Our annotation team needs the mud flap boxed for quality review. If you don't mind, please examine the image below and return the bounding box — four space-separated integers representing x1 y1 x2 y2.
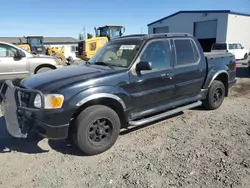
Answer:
1 84 27 138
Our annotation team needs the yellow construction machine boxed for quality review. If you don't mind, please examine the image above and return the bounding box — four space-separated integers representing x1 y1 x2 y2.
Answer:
17 36 67 64
77 25 125 60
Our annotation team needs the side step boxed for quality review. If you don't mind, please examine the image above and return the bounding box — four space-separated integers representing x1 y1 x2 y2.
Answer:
129 101 202 127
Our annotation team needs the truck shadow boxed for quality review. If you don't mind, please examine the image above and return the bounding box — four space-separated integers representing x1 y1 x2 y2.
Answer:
0 116 48 154
120 112 183 135
48 139 85 156
0 115 84 156
48 113 184 156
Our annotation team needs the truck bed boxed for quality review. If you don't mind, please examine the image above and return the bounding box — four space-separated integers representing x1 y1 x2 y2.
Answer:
204 52 236 85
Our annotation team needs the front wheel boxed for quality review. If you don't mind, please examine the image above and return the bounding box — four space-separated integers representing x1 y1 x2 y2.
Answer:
73 105 121 155
202 80 225 110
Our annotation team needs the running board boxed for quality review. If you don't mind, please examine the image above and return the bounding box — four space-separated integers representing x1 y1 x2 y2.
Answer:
129 101 202 127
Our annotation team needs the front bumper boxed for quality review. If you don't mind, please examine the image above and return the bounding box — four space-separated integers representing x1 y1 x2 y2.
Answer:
0 80 69 139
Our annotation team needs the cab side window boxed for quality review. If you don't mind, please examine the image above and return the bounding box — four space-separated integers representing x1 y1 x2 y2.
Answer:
140 40 172 70
0 44 17 57
174 39 199 66
236 43 243 49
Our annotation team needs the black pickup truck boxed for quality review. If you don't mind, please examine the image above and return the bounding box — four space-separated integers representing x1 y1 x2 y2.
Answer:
0 33 236 155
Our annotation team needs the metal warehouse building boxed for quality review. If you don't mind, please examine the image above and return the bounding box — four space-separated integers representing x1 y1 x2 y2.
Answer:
147 10 250 52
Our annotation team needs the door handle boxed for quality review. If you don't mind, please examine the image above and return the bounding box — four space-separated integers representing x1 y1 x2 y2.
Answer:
197 68 203 72
161 73 173 80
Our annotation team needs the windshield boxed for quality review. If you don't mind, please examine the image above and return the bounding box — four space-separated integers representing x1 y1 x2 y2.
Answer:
28 38 43 47
99 27 109 37
88 39 142 68
109 27 122 39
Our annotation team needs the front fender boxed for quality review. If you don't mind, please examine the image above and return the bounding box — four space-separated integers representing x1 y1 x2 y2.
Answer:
66 85 130 111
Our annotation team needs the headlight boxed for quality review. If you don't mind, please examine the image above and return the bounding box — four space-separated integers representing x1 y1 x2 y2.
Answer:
34 94 64 109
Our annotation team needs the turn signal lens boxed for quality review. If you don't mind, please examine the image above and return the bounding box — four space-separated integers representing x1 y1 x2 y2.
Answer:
34 94 64 109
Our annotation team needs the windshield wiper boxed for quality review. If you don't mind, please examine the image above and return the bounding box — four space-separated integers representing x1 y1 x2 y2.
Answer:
93 62 115 69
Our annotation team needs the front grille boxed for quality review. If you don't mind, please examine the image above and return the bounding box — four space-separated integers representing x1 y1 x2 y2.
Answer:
20 92 31 107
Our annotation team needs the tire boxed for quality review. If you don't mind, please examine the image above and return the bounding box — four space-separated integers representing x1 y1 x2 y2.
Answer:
35 67 53 74
202 80 225 110
67 56 74 65
244 53 248 60
73 105 121 155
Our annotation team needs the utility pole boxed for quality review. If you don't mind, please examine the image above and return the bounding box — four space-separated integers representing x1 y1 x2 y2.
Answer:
78 26 86 40
83 26 86 40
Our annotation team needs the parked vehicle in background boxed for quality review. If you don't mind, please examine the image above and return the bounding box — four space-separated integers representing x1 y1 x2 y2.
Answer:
44 44 80 64
0 41 62 83
78 25 125 61
211 42 249 60
0 33 236 155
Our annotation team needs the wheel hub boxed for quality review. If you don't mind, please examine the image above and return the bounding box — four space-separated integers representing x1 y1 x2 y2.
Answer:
88 118 112 144
213 88 222 103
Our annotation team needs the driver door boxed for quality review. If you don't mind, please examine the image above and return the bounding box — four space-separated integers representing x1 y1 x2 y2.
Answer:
0 44 29 82
128 39 175 118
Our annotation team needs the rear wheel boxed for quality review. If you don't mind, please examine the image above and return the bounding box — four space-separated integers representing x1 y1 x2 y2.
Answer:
202 80 225 110
73 105 121 155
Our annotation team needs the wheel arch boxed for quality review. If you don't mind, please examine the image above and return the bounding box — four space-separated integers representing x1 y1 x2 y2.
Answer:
208 71 229 96
71 94 127 129
34 64 57 74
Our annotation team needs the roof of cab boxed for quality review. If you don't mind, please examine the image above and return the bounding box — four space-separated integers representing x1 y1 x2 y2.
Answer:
113 33 193 41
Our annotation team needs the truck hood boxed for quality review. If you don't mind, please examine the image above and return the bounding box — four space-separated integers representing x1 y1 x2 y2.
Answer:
21 64 118 91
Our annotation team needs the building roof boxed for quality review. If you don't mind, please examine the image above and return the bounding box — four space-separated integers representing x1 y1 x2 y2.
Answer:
147 10 250 26
0 37 79 44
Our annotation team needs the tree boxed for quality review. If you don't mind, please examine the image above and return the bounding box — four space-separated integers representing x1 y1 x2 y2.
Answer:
87 33 93 39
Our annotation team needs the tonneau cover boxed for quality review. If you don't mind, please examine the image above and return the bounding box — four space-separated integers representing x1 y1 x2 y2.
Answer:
204 52 234 59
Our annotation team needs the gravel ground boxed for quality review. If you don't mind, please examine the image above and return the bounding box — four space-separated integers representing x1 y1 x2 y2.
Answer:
0 65 250 188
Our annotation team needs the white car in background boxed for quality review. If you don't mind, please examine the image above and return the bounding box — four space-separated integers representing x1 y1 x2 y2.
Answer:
211 42 249 60
0 41 62 83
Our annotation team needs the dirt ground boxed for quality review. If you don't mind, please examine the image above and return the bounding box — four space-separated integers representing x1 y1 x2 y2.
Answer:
0 64 250 188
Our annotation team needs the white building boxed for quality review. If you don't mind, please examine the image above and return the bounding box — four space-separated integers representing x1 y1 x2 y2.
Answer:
147 10 250 52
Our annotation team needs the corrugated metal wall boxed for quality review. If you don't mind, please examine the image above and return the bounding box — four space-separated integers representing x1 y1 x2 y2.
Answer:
148 12 228 43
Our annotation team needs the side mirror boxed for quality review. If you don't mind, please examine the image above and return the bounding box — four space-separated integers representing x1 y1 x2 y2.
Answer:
136 61 152 72
242 46 244 49
14 50 25 59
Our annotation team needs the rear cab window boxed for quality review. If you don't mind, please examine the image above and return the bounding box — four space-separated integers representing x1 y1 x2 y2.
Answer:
173 38 200 66
211 43 227 50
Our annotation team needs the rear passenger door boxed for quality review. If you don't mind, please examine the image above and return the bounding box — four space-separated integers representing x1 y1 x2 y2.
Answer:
172 38 206 99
